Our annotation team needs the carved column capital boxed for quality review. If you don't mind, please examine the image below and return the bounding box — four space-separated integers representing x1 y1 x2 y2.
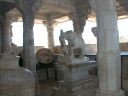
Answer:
68 11 89 35
43 20 58 28
68 0 91 35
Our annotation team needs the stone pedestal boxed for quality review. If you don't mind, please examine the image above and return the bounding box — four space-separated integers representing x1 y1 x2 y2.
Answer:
54 61 97 96
0 55 36 96
0 10 36 96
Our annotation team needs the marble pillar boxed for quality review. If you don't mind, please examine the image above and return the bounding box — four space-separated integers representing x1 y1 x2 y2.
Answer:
1 16 11 54
15 0 40 74
43 20 56 51
22 13 36 73
95 0 124 95
0 13 19 68
1 14 13 55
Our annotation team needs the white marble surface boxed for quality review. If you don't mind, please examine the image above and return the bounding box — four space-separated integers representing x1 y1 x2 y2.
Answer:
95 0 124 95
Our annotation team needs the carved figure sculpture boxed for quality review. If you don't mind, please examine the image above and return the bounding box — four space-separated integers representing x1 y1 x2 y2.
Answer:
59 30 86 59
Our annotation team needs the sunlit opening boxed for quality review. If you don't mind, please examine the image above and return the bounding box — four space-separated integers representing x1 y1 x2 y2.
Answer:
12 19 128 47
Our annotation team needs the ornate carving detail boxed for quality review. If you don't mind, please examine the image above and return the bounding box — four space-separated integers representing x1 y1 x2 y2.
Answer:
69 0 91 34
1 14 17 57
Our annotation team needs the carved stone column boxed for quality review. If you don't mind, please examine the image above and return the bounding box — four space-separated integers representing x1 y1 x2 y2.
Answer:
15 0 42 74
0 2 36 96
69 0 91 35
0 13 36 96
69 12 87 35
43 18 56 51
95 0 124 95
0 13 19 68
1 14 13 55
0 13 15 57
22 12 36 73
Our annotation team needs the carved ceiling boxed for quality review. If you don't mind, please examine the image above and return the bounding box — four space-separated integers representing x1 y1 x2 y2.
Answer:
0 1 15 14
36 0 128 22
117 0 128 19
1 0 128 23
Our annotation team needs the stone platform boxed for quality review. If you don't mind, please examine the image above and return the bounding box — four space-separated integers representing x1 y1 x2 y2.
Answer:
53 61 97 96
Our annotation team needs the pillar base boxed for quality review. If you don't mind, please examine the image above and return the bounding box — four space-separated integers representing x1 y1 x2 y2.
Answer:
96 89 125 96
